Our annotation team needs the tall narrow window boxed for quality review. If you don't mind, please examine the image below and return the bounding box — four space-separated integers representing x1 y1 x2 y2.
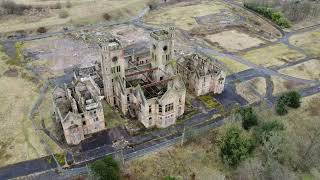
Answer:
149 105 152 113
159 105 162 113
165 103 174 112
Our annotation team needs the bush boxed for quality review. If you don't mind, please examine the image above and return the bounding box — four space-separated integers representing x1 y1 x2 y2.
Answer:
285 91 301 108
275 91 301 115
58 10 69 18
255 120 284 143
147 0 157 10
66 1 72 8
220 126 255 167
238 107 258 130
244 2 291 28
1 0 31 15
103 13 111 20
276 101 287 115
37 27 47 34
90 156 120 180
54 153 66 166
164 176 177 180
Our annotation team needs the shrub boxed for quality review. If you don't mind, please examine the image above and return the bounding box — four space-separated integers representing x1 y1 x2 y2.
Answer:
54 153 66 166
58 10 69 18
37 27 47 34
90 156 120 180
147 0 157 10
164 176 177 180
220 126 255 167
285 91 301 108
276 101 287 115
238 107 258 130
66 1 72 8
255 120 284 143
103 13 111 20
1 0 31 15
275 91 301 115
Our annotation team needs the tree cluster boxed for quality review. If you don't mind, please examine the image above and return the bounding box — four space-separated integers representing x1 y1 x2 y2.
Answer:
276 91 301 115
90 156 120 180
220 126 255 167
244 2 291 28
238 107 258 130
282 0 320 22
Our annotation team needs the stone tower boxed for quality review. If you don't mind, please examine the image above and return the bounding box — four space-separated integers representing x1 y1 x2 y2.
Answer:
150 27 175 81
100 38 126 106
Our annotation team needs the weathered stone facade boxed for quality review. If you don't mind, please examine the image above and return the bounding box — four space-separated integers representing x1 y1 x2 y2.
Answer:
53 76 105 145
53 27 225 145
100 27 185 128
177 53 225 96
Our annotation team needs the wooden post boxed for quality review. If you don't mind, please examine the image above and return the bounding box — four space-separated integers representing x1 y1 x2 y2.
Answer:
181 126 186 146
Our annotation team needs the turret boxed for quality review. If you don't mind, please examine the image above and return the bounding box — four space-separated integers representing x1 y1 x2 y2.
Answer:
150 27 175 81
100 38 126 106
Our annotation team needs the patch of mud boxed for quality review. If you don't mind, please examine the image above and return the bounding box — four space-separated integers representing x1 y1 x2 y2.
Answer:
25 38 100 72
195 10 243 26
3 68 18 77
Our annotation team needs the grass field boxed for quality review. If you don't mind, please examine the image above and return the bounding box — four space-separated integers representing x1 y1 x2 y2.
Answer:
0 45 61 167
1 0 149 33
235 77 266 103
126 129 228 180
212 55 249 74
144 1 228 30
242 44 306 67
289 30 320 57
198 95 221 109
279 59 320 81
206 30 265 52
271 76 309 96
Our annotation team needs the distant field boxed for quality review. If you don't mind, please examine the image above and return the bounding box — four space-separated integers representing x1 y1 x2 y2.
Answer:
289 30 320 56
242 44 306 67
144 1 228 30
206 30 265 52
271 76 309 96
0 0 149 33
280 59 320 81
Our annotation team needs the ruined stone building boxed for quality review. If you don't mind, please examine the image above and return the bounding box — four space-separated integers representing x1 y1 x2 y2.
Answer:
177 53 225 96
100 28 185 128
53 27 225 145
53 73 105 145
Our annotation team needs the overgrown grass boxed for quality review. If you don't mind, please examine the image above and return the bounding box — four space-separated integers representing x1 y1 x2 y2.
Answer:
198 95 221 109
54 153 66 166
102 101 126 129
6 42 24 66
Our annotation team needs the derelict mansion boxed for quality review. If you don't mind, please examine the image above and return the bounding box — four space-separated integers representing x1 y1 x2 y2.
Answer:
53 27 226 145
